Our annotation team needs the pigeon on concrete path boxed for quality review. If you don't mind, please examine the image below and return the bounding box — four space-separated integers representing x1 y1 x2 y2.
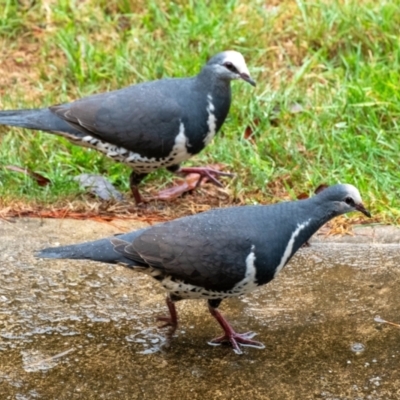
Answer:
0 51 255 204
36 184 370 354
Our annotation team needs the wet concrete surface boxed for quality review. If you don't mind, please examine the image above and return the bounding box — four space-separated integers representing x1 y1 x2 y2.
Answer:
0 218 400 399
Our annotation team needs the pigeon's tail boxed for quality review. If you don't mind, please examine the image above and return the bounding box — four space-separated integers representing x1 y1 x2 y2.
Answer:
36 229 146 266
0 108 80 136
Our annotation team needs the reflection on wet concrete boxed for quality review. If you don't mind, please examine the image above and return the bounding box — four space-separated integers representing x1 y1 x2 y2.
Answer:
0 219 400 399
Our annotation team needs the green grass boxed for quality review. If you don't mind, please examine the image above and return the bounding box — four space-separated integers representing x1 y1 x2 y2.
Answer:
0 0 399 221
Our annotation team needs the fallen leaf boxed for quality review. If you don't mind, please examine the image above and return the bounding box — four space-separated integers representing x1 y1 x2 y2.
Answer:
289 102 304 114
314 183 329 194
243 118 260 144
297 183 330 200
74 173 124 201
5 165 51 186
296 192 309 200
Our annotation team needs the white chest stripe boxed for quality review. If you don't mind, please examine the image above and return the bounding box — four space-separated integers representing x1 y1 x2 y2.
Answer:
274 219 311 277
231 245 258 293
204 94 217 146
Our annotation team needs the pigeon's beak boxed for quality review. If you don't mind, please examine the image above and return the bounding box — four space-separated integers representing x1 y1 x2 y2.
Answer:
355 203 371 218
240 73 256 87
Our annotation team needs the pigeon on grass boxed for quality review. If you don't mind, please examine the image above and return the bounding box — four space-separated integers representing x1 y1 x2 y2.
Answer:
0 51 255 204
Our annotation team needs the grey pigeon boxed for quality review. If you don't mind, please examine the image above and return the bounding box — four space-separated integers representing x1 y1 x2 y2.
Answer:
0 51 255 204
36 184 370 354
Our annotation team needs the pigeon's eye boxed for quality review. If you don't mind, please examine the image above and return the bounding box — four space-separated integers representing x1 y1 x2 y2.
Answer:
224 61 237 72
344 196 354 205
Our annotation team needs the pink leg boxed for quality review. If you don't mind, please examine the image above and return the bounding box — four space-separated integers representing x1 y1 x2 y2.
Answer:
157 296 178 338
129 171 147 205
178 167 234 188
131 186 144 205
208 304 265 355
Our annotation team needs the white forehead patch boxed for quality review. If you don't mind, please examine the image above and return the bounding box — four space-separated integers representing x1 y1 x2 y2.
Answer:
221 50 250 75
342 184 363 203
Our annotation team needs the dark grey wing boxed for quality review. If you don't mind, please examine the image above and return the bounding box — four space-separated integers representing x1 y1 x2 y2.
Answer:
37 227 148 264
128 218 254 292
110 237 149 267
50 82 183 158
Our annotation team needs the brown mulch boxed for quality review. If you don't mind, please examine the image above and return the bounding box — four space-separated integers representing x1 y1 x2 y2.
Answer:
0 183 234 226
0 184 376 237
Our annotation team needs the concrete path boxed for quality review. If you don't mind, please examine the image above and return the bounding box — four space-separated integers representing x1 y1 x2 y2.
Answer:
0 218 399 399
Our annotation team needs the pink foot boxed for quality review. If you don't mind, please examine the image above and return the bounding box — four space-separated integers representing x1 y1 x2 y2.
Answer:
179 167 234 188
208 304 265 355
208 331 265 355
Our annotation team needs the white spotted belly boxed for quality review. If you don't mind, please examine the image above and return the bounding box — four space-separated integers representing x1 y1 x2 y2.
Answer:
160 275 259 300
57 121 192 173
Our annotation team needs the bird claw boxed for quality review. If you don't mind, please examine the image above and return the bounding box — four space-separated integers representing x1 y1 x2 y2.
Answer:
157 315 175 327
178 167 235 188
207 331 265 355
156 316 178 337
156 296 178 340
